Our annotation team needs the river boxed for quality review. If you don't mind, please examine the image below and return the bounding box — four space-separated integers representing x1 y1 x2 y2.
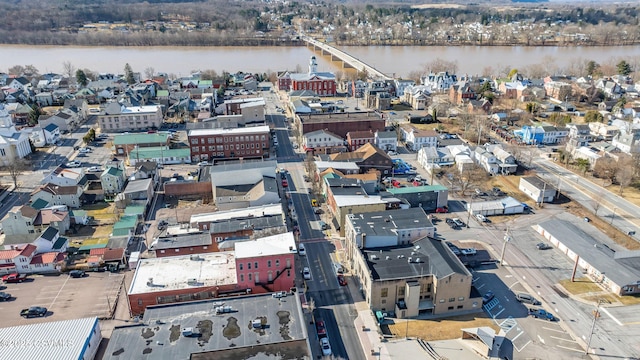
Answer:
2 44 639 78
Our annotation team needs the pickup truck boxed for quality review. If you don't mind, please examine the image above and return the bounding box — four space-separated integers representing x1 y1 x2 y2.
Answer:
21 306 47 318
2 273 27 283
528 308 555 321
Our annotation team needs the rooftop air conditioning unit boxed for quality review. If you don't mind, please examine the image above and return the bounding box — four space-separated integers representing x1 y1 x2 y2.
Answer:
190 255 202 261
408 257 412 263
415 258 421 263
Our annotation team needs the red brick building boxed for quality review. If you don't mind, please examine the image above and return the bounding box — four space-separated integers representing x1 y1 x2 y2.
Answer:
278 56 336 96
346 130 375 151
188 125 270 162
152 233 214 258
297 112 386 139
127 232 297 315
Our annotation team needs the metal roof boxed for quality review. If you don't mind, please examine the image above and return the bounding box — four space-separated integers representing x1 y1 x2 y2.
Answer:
0 317 99 360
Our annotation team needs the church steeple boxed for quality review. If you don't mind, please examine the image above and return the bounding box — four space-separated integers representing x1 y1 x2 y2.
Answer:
309 56 318 75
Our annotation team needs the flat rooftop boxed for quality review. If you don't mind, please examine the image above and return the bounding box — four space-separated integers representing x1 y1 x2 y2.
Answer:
190 204 283 226
298 112 383 124
348 208 433 237
129 252 237 295
363 237 470 281
153 233 212 250
235 232 297 259
189 125 270 137
104 294 310 360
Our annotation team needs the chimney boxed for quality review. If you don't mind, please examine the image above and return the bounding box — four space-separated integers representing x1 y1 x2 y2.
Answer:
361 233 367 249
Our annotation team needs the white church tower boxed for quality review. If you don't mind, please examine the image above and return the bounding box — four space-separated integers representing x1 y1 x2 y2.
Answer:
308 56 318 75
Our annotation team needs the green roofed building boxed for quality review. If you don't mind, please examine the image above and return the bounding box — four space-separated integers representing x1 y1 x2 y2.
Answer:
113 133 170 155
112 215 138 238
127 146 191 166
31 198 49 210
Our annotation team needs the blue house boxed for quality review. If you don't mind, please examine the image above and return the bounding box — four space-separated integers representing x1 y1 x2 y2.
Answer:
516 125 544 145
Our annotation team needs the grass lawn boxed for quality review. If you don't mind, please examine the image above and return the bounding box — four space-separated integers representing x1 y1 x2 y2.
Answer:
81 237 109 246
85 202 118 223
386 314 499 341
558 278 603 294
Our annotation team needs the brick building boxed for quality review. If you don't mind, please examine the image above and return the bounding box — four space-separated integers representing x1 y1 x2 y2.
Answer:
188 125 270 162
278 56 336 96
346 130 375 151
151 233 214 258
297 112 385 139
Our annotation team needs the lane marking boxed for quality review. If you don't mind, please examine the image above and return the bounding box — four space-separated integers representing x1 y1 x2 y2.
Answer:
556 345 584 353
537 335 545 344
542 326 567 334
550 336 578 343
511 331 524 342
599 307 623 326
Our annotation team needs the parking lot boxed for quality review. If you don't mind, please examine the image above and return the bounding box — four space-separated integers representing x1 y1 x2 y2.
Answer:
0 272 123 327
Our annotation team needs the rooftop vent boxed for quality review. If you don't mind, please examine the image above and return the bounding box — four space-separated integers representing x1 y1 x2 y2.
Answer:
411 251 416 256
414 245 421 250
190 255 202 261
415 257 421 263
371 254 378 260
408 257 412 263
386 256 391 260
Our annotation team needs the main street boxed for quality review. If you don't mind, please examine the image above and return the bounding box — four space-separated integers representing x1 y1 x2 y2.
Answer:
264 90 365 360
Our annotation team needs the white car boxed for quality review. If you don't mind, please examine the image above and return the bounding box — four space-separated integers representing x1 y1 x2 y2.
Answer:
65 161 81 167
79 147 91 153
320 337 332 356
387 150 397 156
476 214 488 222
88 166 102 172
197 161 208 167
460 248 477 256
302 267 311 280
298 244 306 256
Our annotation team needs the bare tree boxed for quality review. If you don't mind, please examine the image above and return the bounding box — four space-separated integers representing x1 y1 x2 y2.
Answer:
615 160 634 195
62 61 76 80
593 157 619 186
592 191 604 216
144 66 155 79
4 158 29 189
447 163 488 196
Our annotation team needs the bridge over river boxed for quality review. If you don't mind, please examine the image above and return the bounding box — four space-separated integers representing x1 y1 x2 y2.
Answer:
301 36 393 80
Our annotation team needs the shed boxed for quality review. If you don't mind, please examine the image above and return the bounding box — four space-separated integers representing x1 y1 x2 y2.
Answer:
467 199 504 216
502 197 525 215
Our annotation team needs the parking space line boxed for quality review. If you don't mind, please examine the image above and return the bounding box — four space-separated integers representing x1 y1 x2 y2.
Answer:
542 326 566 333
511 331 525 342
514 339 531 352
556 345 584 352
476 283 485 290
48 275 70 308
549 336 576 343
599 307 623 326
494 308 505 317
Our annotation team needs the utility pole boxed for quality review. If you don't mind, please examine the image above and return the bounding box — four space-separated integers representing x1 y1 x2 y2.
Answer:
610 207 617 225
500 228 511 266
586 299 607 355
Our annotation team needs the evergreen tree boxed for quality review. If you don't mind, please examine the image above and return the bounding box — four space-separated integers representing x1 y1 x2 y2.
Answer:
124 63 135 84
75 69 88 87
617 60 632 76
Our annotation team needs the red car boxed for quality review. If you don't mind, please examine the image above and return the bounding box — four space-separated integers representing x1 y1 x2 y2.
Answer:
282 179 288 187
337 275 347 286
2 273 27 283
435 206 448 213
315 320 327 338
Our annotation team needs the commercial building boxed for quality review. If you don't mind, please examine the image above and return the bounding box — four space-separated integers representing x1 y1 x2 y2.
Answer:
104 294 310 360
536 218 640 295
209 160 279 211
519 177 557 204
278 56 336 96
98 103 163 132
127 252 239 315
0 317 101 360
151 232 213 258
113 132 170 155
384 185 449 211
127 146 191 166
349 236 477 318
188 125 270 162
296 112 386 139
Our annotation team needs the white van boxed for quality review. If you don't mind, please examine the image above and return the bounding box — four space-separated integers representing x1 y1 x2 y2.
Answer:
516 293 540 305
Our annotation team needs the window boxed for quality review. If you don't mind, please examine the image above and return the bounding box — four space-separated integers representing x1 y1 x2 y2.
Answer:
458 297 465 301
160 250 165 254
381 288 388 297
247 263 251 270
267 260 272 268
240 274 244 282
254 262 258 269
248 273 252 281
448 306 454 310
276 260 280 267
449 297 455 302
191 139 198 145
239 264 243 270
439 299 445 303
175 249 180 252
457 305 463 309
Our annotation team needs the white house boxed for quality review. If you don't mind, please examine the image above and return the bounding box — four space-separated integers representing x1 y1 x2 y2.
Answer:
42 167 86 187
43 123 60 145
519 177 557 204
421 71 457 92
400 125 438 151
30 183 83 208
302 129 345 152
374 130 398 152
0 126 32 166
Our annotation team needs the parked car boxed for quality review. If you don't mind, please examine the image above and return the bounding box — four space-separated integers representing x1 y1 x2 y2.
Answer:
452 218 466 227
79 147 92 153
460 248 477 256
482 290 495 304
516 293 541 305
2 273 27 283
20 306 47 318
476 214 489 223
302 267 311 280
282 179 288 187
316 319 327 338
65 161 81 167
337 274 347 286
320 337 332 356
157 220 168 230
88 166 102 172
314 208 323 215
197 161 208 167
298 244 306 256
0 292 11 301
528 308 555 321
536 242 552 250
435 206 448 213
69 270 86 278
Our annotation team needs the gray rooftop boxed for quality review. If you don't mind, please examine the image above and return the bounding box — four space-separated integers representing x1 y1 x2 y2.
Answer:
348 208 433 237
522 176 553 191
362 237 470 281
154 233 212 250
210 214 285 234
538 218 640 287
104 294 310 360
123 178 152 194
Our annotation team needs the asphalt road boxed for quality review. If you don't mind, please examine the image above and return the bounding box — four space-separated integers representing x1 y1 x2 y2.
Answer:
266 93 365 360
